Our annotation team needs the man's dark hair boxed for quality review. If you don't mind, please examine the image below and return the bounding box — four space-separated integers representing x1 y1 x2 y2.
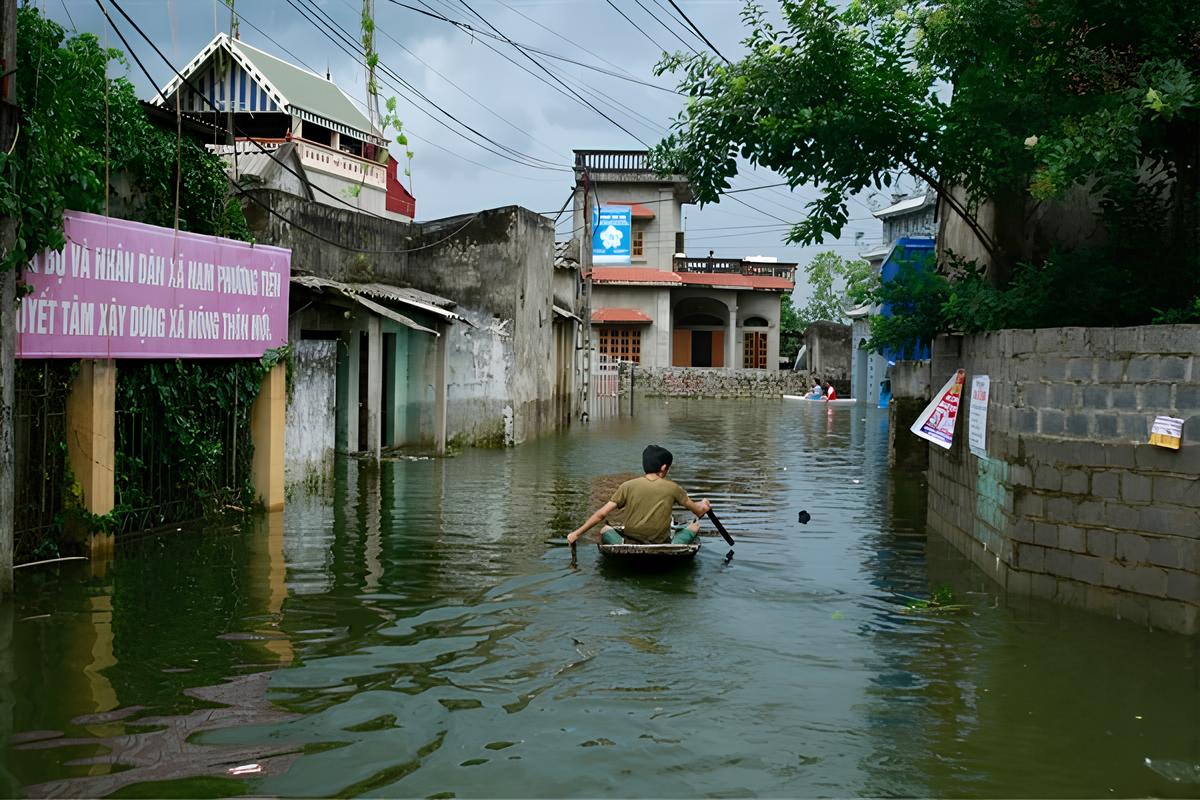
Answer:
642 444 673 474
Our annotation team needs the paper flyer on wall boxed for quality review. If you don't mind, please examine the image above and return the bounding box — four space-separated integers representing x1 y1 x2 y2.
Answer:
910 369 965 449
1148 416 1184 450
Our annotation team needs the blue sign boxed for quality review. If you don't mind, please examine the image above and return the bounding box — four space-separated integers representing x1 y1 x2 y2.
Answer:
592 206 631 265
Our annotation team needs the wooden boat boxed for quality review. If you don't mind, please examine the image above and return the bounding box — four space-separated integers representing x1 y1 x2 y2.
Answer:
597 527 701 563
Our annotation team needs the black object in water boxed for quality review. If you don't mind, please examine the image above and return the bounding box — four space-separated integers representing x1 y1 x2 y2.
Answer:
797 510 811 524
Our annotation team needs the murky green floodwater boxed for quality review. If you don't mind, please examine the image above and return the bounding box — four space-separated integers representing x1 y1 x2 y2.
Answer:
1 399 1197 798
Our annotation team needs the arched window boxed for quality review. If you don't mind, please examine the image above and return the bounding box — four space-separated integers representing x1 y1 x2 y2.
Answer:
744 316 768 328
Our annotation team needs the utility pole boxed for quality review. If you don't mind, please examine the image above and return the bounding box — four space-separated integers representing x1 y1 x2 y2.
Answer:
0 0 19 596
580 167 592 422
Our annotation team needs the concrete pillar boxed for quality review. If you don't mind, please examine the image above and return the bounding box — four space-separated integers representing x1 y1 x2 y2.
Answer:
726 305 738 369
65 360 116 516
366 315 382 460
391 330 409 446
250 362 286 512
435 325 449 455
345 330 361 451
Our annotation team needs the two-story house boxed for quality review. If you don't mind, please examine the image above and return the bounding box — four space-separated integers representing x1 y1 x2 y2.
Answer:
572 150 796 371
156 33 415 221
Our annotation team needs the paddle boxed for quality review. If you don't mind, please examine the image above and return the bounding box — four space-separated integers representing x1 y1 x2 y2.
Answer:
706 510 735 547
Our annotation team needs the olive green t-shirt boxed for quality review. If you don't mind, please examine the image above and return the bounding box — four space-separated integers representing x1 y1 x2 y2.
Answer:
610 476 690 543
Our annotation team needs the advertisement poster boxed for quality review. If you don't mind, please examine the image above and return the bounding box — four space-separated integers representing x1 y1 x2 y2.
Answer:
910 368 965 449
16 210 291 359
1149 416 1184 450
592 205 631 265
968 374 991 457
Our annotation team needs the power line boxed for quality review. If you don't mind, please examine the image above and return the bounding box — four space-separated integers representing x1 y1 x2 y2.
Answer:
100 0 489 255
454 0 651 146
339 0 564 162
665 0 730 64
288 0 569 172
382 0 680 94
604 0 670 54
630 0 699 54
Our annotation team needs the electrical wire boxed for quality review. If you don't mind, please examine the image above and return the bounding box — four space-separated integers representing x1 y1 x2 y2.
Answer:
454 0 650 146
290 0 568 172
630 0 699 55
664 0 731 64
604 0 669 53
101 0 489 255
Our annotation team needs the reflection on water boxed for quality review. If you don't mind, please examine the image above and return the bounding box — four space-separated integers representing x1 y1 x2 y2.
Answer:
1 399 1197 798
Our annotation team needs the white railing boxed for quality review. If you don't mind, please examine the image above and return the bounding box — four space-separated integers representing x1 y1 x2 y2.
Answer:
296 141 386 189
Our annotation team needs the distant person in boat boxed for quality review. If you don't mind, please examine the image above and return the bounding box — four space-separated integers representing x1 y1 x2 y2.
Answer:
566 445 712 546
807 381 824 399
822 380 838 401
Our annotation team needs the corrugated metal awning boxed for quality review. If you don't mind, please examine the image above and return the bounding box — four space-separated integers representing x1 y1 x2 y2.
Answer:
291 275 473 327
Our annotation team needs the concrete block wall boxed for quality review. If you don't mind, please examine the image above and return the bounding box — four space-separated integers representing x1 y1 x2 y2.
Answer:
927 326 1200 634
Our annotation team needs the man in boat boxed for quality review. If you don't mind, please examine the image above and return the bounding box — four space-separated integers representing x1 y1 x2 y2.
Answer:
821 380 838 401
566 445 712 546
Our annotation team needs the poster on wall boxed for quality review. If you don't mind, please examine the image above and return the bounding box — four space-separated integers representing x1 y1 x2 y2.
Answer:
1148 415 1184 450
968 374 991 458
15 210 291 360
591 205 631 265
910 368 965 449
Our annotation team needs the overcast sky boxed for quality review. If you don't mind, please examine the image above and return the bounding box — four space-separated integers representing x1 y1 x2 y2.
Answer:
45 0 901 301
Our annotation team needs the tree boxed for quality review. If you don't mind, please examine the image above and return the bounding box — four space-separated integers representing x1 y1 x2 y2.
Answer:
0 7 248 274
795 251 854 328
780 251 876 361
652 0 1200 319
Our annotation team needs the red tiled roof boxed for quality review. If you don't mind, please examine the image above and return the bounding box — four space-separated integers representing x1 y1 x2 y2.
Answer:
605 201 655 219
591 267 793 291
591 307 653 324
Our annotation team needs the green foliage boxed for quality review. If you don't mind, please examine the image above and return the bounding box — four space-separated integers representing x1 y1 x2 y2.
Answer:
795 251 851 327
0 8 249 273
867 262 949 356
651 0 1200 323
112 348 287 527
779 294 802 361
1153 296 1200 324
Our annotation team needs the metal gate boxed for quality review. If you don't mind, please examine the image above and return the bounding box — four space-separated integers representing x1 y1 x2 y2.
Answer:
589 354 620 420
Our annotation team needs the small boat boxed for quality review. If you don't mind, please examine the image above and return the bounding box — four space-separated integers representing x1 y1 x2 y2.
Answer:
783 394 857 405
597 527 701 564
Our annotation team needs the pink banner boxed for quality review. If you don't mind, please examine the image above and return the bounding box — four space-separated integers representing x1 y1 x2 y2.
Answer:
15 211 291 359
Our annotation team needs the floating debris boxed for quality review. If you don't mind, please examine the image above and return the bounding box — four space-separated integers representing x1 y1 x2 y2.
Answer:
227 763 262 776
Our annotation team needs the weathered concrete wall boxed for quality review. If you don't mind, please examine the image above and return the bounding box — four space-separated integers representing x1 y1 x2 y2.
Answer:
925 326 1200 634
245 190 565 446
284 340 337 488
633 367 822 398
889 360 931 472
804 321 851 383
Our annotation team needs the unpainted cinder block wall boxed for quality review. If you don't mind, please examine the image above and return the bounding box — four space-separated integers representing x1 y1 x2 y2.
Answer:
927 326 1200 634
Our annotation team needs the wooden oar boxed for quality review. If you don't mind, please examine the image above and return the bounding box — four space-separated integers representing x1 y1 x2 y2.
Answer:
706 510 735 546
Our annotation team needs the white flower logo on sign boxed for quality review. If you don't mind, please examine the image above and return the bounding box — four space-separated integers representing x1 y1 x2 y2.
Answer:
599 225 623 250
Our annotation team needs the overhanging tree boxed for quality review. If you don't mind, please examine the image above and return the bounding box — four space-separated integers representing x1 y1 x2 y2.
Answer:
652 0 1200 316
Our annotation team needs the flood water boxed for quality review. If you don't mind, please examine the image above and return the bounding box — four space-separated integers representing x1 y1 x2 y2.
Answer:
2 399 1198 798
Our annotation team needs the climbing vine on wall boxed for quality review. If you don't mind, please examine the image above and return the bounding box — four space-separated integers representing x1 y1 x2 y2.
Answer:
109 348 288 532
0 7 249 275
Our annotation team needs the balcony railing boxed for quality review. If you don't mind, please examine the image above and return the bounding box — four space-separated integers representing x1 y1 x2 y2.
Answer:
574 150 652 173
211 137 386 190
673 256 797 280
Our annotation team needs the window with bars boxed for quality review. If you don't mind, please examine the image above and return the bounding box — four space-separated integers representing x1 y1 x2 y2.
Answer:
598 326 642 363
632 229 644 258
743 331 768 369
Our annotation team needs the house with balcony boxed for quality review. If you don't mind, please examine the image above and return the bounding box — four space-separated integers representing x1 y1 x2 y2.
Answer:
156 33 415 221
572 150 796 370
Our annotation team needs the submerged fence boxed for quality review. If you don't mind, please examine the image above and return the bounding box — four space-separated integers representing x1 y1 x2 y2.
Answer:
12 362 73 563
